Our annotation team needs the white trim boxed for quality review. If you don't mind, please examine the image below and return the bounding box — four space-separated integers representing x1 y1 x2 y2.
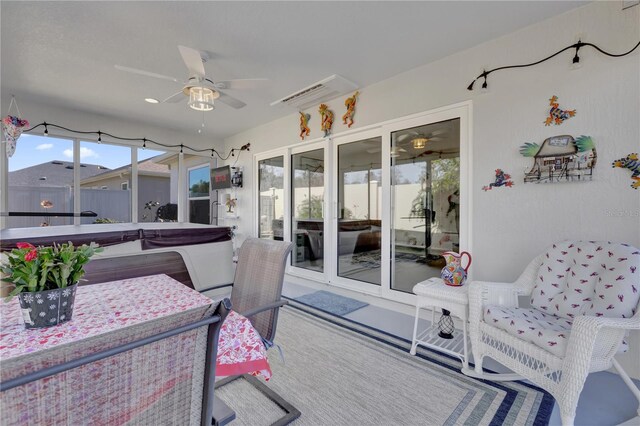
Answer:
73 139 81 225
380 101 472 305
331 128 384 294
130 148 137 223
253 101 473 307
289 140 329 282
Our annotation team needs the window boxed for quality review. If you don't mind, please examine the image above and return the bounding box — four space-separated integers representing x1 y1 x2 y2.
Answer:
137 149 171 222
3 134 180 229
258 156 284 240
188 165 210 224
7 135 74 228
79 141 132 224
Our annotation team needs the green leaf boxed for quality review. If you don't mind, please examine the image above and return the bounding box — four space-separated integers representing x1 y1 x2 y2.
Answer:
574 135 595 152
519 142 540 157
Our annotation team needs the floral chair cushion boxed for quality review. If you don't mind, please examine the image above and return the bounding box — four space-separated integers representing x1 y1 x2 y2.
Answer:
484 305 628 357
530 241 639 320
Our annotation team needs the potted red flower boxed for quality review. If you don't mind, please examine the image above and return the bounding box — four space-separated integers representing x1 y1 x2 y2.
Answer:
1 241 102 328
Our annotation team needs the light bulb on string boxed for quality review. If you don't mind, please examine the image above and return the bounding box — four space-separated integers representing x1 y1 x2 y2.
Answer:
142 138 147 150
97 131 102 143
43 122 49 136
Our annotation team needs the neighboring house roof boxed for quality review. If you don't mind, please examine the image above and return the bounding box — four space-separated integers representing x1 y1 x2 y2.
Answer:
79 156 170 185
535 136 577 158
8 161 110 187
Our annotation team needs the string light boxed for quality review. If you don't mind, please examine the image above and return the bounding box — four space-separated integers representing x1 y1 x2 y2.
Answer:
22 121 250 160
466 39 640 91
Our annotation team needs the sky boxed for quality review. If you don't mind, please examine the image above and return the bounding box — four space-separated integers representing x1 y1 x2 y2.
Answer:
8 134 166 171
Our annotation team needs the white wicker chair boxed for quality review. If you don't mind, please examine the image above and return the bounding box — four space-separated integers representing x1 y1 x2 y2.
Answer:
466 241 640 426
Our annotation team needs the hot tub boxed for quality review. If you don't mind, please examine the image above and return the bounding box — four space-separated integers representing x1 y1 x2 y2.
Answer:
0 223 235 298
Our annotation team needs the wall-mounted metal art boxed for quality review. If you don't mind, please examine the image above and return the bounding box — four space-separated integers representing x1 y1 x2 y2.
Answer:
520 135 596 184
482 169 514 191
612 153 640 189
545 96 576 126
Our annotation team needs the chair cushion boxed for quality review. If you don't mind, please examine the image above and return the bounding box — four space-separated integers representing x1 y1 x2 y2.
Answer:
484 306 573 357
484 305 629 357
530 241 640 321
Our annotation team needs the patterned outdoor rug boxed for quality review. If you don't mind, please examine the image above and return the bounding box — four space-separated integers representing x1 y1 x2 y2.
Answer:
294 290 368 315
216 302 554 426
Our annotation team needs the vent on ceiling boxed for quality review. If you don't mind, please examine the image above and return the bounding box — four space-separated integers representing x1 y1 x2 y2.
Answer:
270 74 358 110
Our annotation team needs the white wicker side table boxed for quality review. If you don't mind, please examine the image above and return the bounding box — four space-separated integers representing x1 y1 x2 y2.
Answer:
410 277 469 369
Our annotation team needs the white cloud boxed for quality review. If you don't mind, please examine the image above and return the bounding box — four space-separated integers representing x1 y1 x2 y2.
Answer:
36 143 53 150
62 147 98 160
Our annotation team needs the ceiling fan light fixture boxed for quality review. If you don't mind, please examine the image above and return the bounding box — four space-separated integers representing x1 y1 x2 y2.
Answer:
412 137 428 150
188 86 215 111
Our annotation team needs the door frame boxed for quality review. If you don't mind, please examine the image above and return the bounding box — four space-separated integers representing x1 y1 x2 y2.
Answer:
330 127 384 295
380 101 472 305
254 149 290 243
288 140 330 282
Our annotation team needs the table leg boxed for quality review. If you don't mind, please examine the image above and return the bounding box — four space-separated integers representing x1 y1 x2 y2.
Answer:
462 318 469 370
410 304 421 356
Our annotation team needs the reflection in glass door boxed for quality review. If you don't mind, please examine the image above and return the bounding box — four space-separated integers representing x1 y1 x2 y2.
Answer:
337 137 382 285
258 156 284 240
390 118 460 293
291 149 324 272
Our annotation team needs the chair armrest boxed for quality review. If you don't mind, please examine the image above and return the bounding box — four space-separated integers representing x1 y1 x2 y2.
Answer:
241 300 288 318
561 313 640 385
469 281 521 338
198 283 233 294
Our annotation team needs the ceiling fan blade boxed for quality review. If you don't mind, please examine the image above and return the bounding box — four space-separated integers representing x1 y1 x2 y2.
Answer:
214 79 268 90
396 134 410 142
178 45 205 79
216 90 246 109
428 137 443 141
161 90 185 103
366 147 381 154
114 65 179 83
428 129 448 137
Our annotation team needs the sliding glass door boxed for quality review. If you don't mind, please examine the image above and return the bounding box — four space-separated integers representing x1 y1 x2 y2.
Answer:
255 102 469 304
291 146 325 274
336 136 382 286
389 118 461 294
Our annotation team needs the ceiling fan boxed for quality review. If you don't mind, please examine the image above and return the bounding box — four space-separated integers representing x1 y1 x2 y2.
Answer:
396 129 447 149
115 45 267 110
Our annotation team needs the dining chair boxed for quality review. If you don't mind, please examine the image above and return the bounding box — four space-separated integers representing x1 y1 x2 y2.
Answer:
215 237 300 426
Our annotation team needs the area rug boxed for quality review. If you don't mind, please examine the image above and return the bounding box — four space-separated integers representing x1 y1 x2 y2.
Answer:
216 302 554 426
294 290 368 316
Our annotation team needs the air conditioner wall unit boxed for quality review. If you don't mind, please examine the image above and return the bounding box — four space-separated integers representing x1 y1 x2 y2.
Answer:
270 74 358 110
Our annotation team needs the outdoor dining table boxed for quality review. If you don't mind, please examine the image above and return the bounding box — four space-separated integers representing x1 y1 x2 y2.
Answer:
0 274 271 425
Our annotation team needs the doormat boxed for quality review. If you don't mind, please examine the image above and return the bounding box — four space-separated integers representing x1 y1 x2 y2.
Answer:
294 290 368 316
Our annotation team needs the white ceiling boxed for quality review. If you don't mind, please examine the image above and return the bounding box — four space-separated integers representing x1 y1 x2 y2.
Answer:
1 1 586 142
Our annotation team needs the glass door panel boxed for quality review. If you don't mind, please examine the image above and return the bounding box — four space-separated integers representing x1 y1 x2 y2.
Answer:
337 137 382 285
258 156 285 240
291 149 324 272
390 118 460 293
